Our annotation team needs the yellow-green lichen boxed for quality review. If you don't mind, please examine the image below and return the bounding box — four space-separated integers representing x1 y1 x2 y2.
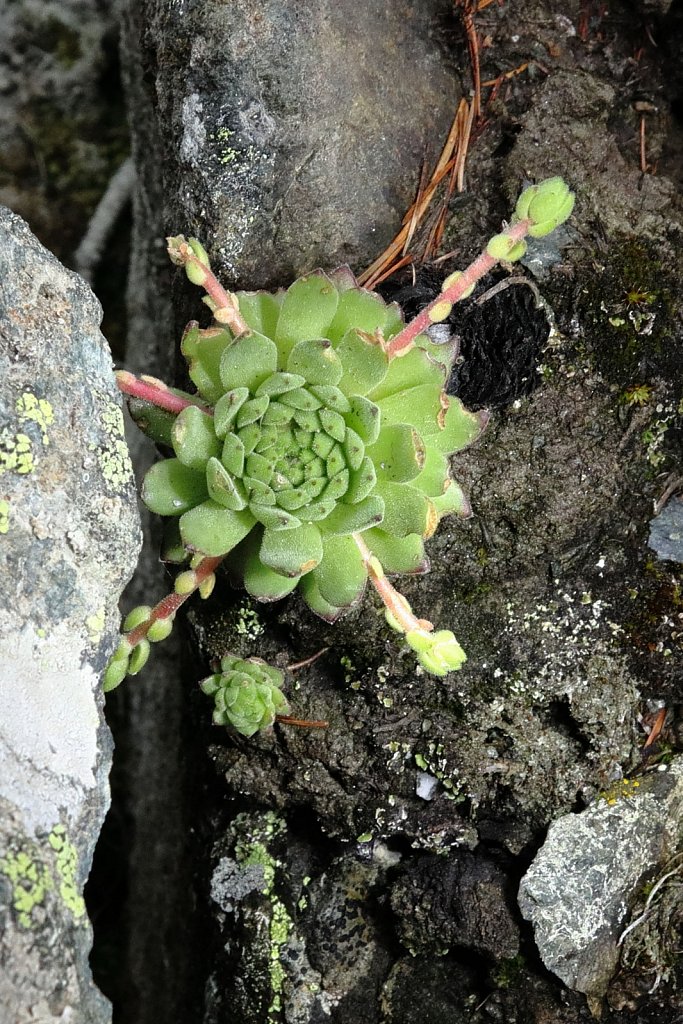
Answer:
0 429 34 475
598 777 641 806
0 499 9 534
235 603 264 640
16 392 54 445
92 399 133 490
0 846 52 928
234 812 293 1022
48 824 86 921
413 742 463 801
86 606 106 644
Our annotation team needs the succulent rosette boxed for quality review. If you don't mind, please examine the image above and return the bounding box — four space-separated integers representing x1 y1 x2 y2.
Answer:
200 656 289 737
136 263 486 622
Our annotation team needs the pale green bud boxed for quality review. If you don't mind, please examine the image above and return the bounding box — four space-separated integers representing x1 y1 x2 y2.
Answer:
123 605 152 632
128 639 151 676
147 616 174 643
103 657 129 692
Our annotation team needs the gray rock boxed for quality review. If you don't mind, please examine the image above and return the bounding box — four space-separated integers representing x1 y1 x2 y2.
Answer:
121 0 460 289
0 207 140 1023
649 497 683 563
518 758 683 1005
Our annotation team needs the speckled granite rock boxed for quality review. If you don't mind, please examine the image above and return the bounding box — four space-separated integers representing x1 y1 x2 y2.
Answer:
0 207 140 1023
518 758 683 1008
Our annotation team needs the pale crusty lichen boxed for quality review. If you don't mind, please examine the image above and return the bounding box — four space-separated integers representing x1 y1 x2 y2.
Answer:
92 399 134 491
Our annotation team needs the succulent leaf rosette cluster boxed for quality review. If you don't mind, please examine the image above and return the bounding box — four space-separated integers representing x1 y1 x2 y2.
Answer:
140 261 484 624
200 657 289 737
108 176 575 729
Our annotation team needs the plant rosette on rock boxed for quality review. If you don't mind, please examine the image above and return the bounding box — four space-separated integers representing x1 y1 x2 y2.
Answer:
136 260 484 621
110 177 575 725
200 656 290 737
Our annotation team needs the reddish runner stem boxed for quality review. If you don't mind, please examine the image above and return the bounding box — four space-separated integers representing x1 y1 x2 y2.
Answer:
115 370 213 416
126 556 223 647
386 217 531 359
352 533 433 635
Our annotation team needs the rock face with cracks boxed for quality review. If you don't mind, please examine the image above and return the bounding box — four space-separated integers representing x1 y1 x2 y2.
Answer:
0 208 140 1021
108 1 683 1022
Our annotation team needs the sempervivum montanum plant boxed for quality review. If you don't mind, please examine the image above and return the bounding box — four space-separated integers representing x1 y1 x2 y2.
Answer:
106 177 575 734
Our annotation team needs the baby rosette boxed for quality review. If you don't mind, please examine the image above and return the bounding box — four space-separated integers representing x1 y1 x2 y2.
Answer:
135 263 487 623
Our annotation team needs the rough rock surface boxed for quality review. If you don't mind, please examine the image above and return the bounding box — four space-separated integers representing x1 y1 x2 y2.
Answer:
0 207 140 1023
96 0 683 1022
519 758 683 1006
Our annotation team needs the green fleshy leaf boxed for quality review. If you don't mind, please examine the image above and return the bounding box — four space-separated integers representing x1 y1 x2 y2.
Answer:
374 481 432 538
182 326 233 403
327 287 390 342
261 401 294 427
279 387 322 411
325 445 346 478
232 531 300 601
238 423 261 454
287 338 343 386
326 265 358 293
214 388 250 437
322 469 350 502
255 372 305 397
383 301 405 340
142 458 208 516
342 427 365 471
319 407 346 443
368 423 425 483
236 289 284 338
431 478 470 519
179 501 255 556
276 485 313 511
275 273 340 365
296 498 336 522
311 432 335 459
412 448 449 497
260 523 323 577
219 331 278 392
221 432 246 476
127 397 178 447
336 328 389 395
374 384 442 436
172 406 221 470
309 385 351 413
345 457 377 503
160 518 187 563
236 395 270 428
368 346 445 401
206 457 248 510
321 495 384 535
298 573 345 622
250 504 302 531
344 395 381 444
245 478 276 504
312 534 367 608
245 452 274 484
293 408 322 432
424 397 488 454
364 528 428 574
